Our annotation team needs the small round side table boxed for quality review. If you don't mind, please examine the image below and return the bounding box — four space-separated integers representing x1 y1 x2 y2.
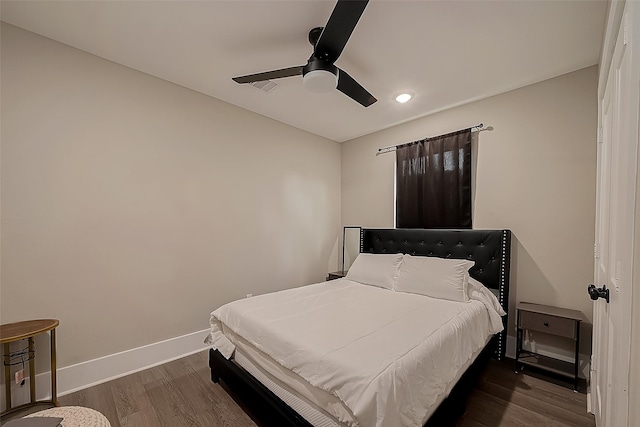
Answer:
0 319 59 417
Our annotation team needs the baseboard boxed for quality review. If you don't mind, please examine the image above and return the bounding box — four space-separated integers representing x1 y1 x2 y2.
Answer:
1 328 210 411
505 335 590 379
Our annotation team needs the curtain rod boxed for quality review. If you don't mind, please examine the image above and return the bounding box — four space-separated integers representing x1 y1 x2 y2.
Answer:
376 123 484 156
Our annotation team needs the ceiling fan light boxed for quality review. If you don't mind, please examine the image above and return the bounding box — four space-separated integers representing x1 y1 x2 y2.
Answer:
303 69 338 93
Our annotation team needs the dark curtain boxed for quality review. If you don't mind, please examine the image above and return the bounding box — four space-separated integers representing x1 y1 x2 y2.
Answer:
396 129 472 229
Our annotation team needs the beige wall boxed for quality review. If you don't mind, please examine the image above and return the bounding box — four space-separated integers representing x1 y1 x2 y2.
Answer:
0 23 341 367
341 67 598 356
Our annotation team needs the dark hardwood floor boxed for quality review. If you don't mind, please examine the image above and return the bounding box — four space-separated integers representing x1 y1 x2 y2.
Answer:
2 351 595 427
456 361 594 427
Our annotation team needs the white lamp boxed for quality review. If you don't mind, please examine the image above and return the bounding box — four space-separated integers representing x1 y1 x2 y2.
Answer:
303 59 338 93
303 69 339 93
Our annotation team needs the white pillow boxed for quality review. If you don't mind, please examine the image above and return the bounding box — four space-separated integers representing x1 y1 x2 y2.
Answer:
345 253 403 290
395 255 474 302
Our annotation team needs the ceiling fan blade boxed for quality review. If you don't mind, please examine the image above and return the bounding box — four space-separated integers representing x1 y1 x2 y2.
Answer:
314 0 369 64
232 66 304 84
337 68 376 107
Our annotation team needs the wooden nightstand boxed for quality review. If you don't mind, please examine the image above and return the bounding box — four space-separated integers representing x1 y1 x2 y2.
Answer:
326 271 346 281
515 302 582 391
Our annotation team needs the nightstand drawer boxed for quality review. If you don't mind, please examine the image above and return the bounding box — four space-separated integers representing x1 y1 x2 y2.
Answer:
519 311 576 339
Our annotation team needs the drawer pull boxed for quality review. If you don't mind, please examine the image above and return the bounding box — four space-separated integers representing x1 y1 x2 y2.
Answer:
543 322 549 327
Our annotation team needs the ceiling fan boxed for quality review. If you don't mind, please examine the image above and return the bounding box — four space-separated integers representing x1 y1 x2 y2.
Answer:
232 0 376 107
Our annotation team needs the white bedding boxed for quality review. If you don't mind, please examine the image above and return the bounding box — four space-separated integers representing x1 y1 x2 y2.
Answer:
228 326 490 427
231 331 355 426
206 278 504 427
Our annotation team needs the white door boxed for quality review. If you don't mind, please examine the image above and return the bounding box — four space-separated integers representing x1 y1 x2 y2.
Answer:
592 2 639 426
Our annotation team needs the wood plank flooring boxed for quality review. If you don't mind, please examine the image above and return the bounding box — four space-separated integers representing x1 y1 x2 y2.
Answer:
456 361 594 427
2 351 595 427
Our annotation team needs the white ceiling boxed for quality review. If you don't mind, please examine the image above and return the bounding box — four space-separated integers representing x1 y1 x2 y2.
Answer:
1 0 607 142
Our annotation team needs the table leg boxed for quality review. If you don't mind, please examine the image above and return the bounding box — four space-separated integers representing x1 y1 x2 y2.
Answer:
515 310 522 373
50 328 57 406
3 343 11 411
28 337 36 403
574 322 581 392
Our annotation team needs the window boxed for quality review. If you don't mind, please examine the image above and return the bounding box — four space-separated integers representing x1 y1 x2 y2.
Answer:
395 129 472 228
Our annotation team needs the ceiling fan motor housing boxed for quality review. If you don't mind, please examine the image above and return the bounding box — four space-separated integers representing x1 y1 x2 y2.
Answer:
302 58 338 93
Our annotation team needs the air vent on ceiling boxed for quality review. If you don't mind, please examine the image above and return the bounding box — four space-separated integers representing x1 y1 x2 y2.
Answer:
249 80 277 93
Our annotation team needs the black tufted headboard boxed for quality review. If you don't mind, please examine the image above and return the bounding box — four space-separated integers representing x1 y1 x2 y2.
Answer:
360 228 511 360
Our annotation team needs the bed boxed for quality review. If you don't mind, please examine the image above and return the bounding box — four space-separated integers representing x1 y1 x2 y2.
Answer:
207 228 511 427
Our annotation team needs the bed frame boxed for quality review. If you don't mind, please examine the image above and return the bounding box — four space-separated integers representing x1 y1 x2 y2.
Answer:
209 228 511 427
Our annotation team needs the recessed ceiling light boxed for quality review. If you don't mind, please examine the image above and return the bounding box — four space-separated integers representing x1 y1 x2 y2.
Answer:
395 93 413 103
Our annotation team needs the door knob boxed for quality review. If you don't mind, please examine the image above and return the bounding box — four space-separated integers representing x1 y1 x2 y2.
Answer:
588 284 610 303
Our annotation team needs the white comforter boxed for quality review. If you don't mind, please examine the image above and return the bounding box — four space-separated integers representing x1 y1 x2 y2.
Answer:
206 279 504 427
